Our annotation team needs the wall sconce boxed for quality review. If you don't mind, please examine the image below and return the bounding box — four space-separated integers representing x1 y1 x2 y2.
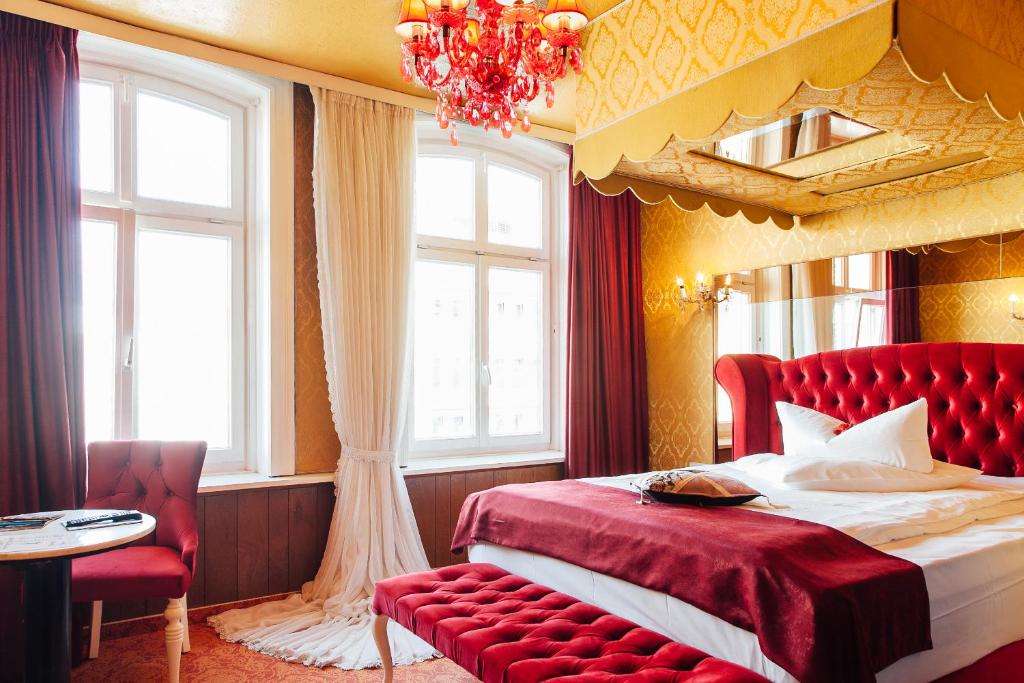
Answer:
1009 294 1024 321
675 272 732 311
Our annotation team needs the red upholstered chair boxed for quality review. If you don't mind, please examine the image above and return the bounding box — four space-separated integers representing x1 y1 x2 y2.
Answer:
72 440 206 683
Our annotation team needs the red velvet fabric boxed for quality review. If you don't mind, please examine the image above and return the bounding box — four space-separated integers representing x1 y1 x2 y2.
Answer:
885 250 921 344
71 441 206 602
933 638 1024 682
71 547 191 602
715 342 1024 476
0 13 82 678
373 563 769 683
451 481 931 683
566 178 649 478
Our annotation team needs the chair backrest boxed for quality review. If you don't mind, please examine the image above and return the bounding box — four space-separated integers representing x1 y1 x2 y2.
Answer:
84 441 206 571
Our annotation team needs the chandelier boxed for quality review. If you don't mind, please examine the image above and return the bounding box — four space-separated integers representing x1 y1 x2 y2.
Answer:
395 0 589 144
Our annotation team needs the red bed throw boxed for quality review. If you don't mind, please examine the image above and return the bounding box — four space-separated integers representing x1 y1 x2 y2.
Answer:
451 480 931 683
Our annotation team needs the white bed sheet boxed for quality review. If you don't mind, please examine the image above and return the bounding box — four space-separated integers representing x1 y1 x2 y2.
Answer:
467 471 1024 682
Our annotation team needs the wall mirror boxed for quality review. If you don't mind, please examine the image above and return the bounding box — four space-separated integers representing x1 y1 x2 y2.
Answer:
713 230 1024 458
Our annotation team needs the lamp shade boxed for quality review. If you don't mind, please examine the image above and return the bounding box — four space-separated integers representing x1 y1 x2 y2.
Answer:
423 0 471 9
396 0 429 39
542 0 588 31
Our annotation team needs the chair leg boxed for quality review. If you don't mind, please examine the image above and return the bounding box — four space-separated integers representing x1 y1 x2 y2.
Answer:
373 613 394 683
88 601 103 659
164 598 185 683
180 594 191 654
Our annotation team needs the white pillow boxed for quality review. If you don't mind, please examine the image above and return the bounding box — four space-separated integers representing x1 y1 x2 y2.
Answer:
775 398 933 473
733 453 979 492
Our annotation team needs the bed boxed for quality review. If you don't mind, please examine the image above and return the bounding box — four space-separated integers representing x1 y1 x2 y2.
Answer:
462 342 1024 682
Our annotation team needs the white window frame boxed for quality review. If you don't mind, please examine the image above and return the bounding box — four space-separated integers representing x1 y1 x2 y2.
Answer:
410 122 567 459
78 34 295 475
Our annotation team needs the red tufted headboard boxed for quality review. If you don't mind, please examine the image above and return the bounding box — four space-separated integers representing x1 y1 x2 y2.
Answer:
715 342 1024 477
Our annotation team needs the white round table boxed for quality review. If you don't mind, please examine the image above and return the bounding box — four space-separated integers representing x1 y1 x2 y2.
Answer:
0 509 156 682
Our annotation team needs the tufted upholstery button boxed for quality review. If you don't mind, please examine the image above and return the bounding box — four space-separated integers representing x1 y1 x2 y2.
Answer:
716 343 1024 477
373 564 769 683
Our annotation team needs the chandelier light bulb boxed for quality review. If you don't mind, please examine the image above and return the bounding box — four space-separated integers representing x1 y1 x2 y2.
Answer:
542 0 588 32
395 0 430 39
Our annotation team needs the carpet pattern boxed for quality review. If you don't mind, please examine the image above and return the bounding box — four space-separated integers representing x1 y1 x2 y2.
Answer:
72 623 479 682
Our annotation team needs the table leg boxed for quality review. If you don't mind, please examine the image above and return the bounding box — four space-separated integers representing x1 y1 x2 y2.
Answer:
22 558 71 682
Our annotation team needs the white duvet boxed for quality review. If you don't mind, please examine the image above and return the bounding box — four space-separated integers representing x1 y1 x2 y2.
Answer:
600 459 1024 548
469 460 1024 682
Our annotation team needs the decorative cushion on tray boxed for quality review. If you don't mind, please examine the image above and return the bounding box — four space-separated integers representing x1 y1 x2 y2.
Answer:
639 469 762 506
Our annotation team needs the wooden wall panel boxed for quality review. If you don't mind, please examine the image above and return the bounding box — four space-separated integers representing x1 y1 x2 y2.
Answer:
236 490 270 600
203 494 239 605
267 489 291 595
99 463 563 623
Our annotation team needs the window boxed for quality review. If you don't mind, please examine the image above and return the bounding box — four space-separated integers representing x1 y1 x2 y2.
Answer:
410 124 566 457
831 253 886 349
78 36 294 474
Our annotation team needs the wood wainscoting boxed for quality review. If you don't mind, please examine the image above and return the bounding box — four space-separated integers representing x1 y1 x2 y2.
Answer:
99 462 563 624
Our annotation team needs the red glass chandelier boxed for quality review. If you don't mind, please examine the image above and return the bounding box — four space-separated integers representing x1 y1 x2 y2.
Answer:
396 0 589 144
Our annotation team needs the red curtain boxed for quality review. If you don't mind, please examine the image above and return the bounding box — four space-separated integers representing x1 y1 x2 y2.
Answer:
566 178 649 478
885 250 921 344
1 12 83 676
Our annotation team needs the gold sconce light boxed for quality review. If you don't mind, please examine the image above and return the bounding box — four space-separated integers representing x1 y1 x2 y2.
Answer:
1009 294 1024 321
675 272 732 312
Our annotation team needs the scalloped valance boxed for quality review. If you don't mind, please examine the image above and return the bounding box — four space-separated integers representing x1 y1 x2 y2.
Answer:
583 175 795 229
573 0 1024 227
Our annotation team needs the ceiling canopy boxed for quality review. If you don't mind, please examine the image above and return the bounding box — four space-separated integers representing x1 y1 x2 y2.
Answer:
574 0 1024 228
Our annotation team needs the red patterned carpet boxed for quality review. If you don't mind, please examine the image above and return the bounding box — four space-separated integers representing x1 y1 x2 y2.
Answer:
72 623 479 683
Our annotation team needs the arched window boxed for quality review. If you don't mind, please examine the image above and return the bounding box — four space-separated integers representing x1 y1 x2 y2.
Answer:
78 36 293 474
410 122 568 457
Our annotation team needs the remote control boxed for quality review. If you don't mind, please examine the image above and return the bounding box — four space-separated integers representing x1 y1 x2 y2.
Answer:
63 511 143 529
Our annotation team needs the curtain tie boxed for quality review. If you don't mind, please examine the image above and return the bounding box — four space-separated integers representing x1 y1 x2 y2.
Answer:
342 446 395 464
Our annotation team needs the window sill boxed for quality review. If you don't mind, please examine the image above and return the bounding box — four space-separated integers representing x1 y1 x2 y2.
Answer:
402 450 564 477
198 471 334 494
198 451 564 493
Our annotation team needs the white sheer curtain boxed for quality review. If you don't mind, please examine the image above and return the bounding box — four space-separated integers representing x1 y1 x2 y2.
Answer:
209 88 435 669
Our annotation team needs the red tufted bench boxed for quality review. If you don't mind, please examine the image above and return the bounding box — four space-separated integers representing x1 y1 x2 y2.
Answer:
371 563 770 682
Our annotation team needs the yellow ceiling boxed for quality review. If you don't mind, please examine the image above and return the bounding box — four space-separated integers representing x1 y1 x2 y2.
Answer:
43 0 626 133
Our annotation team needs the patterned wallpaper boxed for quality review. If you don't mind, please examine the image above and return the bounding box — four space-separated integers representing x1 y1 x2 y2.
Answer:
917 239 1024 346
293 84 341 473
908 0 1024 70
641 169 1024 470
576 0 880 134
919 279 1024 345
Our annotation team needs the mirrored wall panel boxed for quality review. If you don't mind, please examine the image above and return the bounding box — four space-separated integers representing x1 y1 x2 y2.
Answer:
713 230 1024 453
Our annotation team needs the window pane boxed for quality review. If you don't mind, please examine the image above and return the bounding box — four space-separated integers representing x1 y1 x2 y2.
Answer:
488 267 543 437
415 156 475 240
80 81 115 194
414 260 477 441
848 253 874 290
82 219 118 442
136 228 233 448
715 290 752 425
136 91 231 207
488 164 543 249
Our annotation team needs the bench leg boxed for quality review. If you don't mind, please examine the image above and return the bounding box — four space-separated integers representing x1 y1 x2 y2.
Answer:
373 613 394 683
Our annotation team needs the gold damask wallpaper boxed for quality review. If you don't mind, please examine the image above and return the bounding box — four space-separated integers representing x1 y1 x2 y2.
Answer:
917 239 1024 346
642 169 1024 470
576 0 879 134
918 280 1024 345
293 85 341 474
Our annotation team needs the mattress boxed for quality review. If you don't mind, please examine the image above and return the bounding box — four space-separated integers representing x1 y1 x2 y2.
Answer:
467 470 1024 683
